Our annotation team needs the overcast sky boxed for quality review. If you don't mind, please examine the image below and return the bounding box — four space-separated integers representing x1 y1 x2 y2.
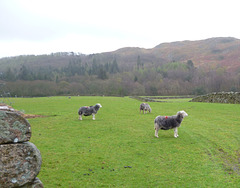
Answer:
0 0 239 58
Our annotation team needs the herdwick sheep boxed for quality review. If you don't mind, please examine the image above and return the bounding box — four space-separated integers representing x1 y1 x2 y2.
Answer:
140 103 152 114
78 103 102 120
154 110 188 138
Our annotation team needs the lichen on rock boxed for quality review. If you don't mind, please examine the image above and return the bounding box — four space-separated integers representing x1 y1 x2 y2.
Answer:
0 111 31 144
0 142 42 187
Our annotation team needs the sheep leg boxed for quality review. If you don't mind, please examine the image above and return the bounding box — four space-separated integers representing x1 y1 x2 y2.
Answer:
154 124 159 138
79 115 82 120
174 128 179 138
92 114 96 120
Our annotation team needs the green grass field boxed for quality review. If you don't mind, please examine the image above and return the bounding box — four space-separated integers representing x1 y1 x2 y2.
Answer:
10 96 240 187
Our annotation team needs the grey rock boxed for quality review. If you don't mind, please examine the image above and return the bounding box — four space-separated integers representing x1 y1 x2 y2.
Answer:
0 142 42 188
20 178 44 188
0 111 31 144
190 92 240 104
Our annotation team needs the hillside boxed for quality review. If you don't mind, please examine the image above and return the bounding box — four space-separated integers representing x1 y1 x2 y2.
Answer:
152 37 240 71
0 37 239 72
0 37 240 97
108 37 240 72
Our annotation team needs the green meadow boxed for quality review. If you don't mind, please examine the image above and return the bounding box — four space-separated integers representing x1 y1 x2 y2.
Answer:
10 96 240 187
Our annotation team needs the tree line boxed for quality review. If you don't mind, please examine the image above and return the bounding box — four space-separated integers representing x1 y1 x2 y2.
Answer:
1 57 119 82
1 57 240 97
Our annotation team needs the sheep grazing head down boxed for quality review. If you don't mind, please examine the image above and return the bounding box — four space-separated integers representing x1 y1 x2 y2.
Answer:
139 103 151 114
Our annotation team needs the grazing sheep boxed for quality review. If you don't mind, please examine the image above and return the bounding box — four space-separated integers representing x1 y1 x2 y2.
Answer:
78 103 102 120
139 103 152 114
154 110 188 138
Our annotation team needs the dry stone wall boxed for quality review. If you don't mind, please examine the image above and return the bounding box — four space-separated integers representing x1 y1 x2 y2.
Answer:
0 108 43 188
190 92 240 104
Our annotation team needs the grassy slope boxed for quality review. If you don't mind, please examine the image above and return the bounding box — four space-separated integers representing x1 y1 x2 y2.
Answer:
12 97 240 187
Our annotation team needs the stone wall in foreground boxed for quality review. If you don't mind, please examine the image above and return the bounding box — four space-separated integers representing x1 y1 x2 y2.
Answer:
0 108 43 188
190 92 240 104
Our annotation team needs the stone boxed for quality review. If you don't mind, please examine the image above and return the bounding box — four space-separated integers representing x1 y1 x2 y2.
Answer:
190 92 240 104
0 106 15 111
0 142 42 188
20 178 44 188
0 111 31 144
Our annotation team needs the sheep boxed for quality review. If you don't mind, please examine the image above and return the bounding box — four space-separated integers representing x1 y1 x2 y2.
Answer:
154 110 188 138
78 103 102 120
139 103 152 114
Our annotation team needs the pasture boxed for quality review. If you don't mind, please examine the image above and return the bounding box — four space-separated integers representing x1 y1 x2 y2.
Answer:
11 96 240 187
